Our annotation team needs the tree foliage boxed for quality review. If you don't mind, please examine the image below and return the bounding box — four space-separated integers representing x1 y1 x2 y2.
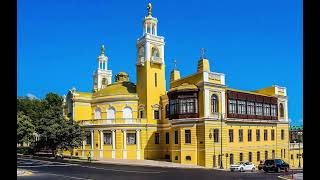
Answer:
17 93 85 154
17 112 35 145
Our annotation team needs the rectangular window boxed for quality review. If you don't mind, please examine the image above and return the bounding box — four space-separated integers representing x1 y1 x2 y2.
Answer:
284 149 286 158
166 132 169 144
248 129 252 142
155 73 157 87
214 129 219 143
127 133 136 145
230 154 234 165
255 103 263 116
237 100 246 114
256 129 260 141
155 133 160 144
139 110 144 118
185 130 191 144
263 104 271 116
103 133 112 145
264 129 268 141
239 129 243 142
281 149 283 158
174 131 178 144
271 104 277 117
249 152 252 162
265 151 268 160
154 110 160 120
228 99 237 114
271 129 275 141
291 154 293 160
272 150 275 159
257 151 260 161
229 129 234 142
281 129 285 140
86 133 91 145
247 101 255 115
240 153 243 162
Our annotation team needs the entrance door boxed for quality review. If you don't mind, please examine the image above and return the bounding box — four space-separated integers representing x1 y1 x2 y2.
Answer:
213 155 216 167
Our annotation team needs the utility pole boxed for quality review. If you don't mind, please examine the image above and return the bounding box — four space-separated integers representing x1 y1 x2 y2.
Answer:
220 113 223 169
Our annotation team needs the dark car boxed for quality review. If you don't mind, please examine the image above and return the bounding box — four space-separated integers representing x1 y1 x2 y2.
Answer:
263 159 289 172
258 160 265 170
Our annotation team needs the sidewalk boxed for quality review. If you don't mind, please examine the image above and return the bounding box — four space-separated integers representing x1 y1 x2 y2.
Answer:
278 173 303 180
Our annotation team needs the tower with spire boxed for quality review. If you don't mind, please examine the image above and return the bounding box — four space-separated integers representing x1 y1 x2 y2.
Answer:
93 45 112 91
136 3 166 121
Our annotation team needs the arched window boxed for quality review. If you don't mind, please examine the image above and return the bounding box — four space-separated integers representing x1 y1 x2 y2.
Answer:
95 107 101 119
279 103 284 117
123 107 132 119
102 78 107 85
152 47 160 58
107 107 115 119
211 94 218 113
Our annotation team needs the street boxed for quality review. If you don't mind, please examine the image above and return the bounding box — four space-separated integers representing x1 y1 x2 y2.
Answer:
17 157 298 180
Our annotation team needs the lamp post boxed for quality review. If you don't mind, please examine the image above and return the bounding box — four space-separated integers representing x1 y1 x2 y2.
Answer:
209 128 215 168
220 113 224 169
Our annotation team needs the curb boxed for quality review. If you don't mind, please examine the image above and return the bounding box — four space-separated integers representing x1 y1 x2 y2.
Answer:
17 170 33 176
278 176 292 180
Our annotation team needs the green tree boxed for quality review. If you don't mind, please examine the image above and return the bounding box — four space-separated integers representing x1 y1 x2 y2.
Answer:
35 93 85 155
17 112 35 145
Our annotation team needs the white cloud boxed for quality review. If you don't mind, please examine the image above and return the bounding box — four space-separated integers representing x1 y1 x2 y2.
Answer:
27 93 38 99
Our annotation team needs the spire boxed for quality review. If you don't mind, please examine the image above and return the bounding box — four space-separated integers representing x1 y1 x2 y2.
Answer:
197 48 210 72
147 3 152 17
173 59 177 70
200 47 206 59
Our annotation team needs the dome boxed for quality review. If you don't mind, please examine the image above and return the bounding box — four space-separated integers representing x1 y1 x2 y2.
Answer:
169 83 198 92
93 81 136 97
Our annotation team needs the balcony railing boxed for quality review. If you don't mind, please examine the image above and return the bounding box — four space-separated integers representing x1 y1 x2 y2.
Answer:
151 56 162 64
78 118 147 126
136 57 145 66
290 143 303 149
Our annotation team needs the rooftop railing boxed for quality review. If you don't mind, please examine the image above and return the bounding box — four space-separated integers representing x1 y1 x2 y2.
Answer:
78 118 148 126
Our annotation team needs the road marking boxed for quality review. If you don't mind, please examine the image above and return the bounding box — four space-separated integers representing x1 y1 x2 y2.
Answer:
78 165 166 174
43 172 93 180
18 164 78 168
18 158 79 166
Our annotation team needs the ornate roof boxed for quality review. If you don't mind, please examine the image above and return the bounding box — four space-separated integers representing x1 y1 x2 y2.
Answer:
93 81 136 97
169 83 198 92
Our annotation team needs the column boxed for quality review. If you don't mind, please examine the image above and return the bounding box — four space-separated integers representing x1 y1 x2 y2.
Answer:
204 88 210 117
144 23 147 34
112 129 116 159
82 140 85 158
123 129 127 159
90 129 94 159
155 24 157 35
221 91 226 116
136 129 141 160
100 130 103 159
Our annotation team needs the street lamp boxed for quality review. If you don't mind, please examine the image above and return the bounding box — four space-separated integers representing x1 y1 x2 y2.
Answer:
220 113 224 169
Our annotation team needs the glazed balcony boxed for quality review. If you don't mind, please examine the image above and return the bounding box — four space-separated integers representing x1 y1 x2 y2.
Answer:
78 118 148 126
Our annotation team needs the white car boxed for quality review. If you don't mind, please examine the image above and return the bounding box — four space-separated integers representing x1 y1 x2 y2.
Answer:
230 162 256 172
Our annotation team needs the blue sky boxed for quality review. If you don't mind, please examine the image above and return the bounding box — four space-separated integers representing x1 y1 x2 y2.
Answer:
17 0 302 126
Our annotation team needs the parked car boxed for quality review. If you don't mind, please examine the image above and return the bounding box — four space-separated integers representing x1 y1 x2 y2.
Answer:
263 159 289 172
230 162 256 172
258 160 265 170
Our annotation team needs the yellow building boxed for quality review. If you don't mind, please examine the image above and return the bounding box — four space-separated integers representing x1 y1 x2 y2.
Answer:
289 143 303 168
64 3 295 169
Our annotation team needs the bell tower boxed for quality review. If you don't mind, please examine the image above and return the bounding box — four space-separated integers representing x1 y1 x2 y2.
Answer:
136 3 166 121
93 45 112 92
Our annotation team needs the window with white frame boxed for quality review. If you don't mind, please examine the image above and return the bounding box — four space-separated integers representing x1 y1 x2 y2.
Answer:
237 100 246 114
107 107 115 119
211 94 218 113
86 132 91 145
154 110 160 119
247 101 255 115
95 108 101 119
123 107 132 119
228 99 237 114
263 104 271 116
103 133 112 145
255 103 263 116
126 133 136 145
271 104 277 117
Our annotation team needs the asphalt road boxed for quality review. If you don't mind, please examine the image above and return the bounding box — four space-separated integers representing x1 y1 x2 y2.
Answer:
17 157 297 180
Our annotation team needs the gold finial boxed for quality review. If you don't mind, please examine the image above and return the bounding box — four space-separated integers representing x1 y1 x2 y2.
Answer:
147 3 152 16
101 44 105 55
